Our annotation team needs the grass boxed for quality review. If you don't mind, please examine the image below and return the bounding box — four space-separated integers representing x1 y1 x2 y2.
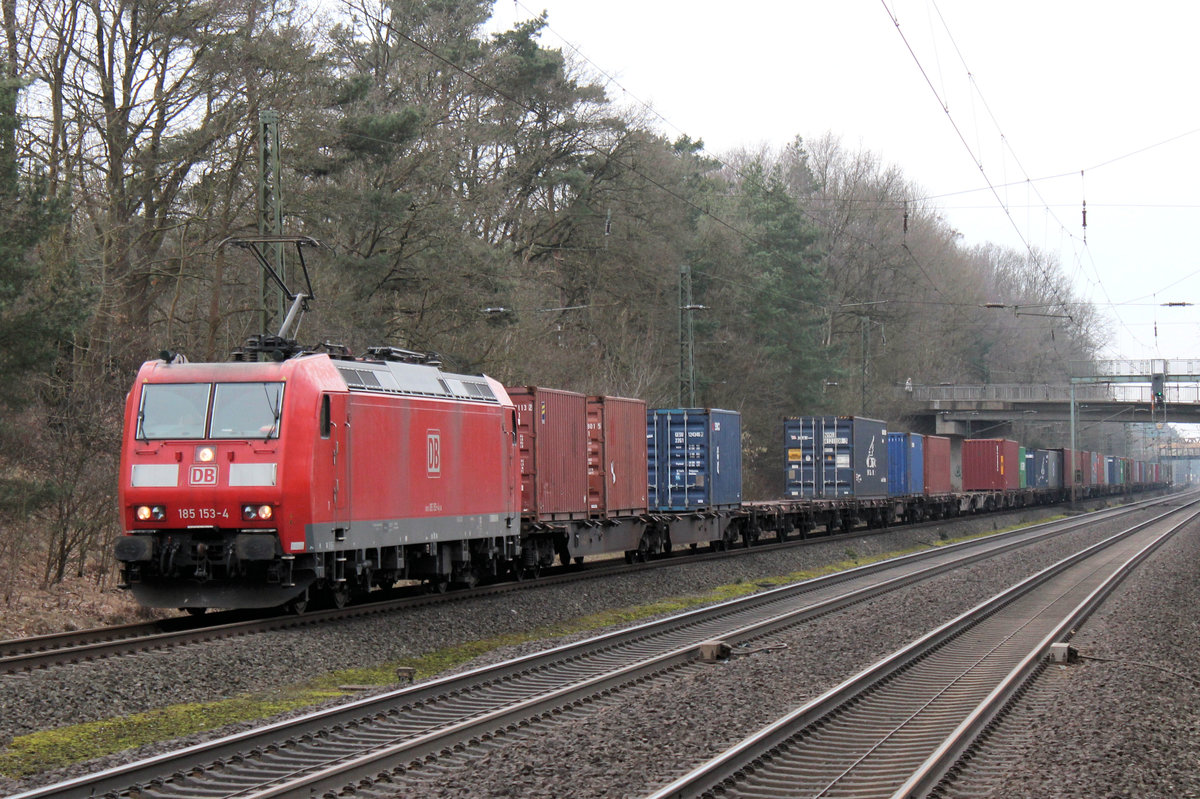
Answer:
0 523 1028 778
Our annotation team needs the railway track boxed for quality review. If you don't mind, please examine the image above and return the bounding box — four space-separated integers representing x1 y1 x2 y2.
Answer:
645 498 1199 799
10 495 1178 799
1 498 1142 674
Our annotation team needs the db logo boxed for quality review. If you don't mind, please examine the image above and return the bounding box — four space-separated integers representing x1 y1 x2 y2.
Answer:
189 465 218 486
427 431 441 477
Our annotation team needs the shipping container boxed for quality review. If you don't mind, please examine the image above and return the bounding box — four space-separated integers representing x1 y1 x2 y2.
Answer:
1091 452 1106 485
1079 450 1093 486
923 435 952 495
1018 446 1027 489
1059 448 1085 488
962 438 1020 491
1027 449 1048 488
586 395 648 518
1106 456 1121 486
1027 449 1063 489
784 416 888 498
887 432 925 496
647 408 742 510
1046 449 1064 489
506 386 589 520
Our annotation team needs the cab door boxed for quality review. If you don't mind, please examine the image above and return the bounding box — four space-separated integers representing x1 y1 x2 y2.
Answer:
330 394 350 530
319 393 351 534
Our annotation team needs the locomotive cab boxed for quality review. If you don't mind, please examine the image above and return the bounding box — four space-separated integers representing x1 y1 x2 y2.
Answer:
115 358 322 611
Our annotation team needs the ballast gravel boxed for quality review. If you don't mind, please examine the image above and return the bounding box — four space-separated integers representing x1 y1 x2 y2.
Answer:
1 496 1194 798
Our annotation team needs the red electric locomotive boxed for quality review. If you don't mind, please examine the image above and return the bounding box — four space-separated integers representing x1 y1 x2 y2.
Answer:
115 347 521 612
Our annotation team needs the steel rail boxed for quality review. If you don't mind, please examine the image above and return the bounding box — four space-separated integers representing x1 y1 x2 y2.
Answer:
9 498 1173 799
644 499 1199 799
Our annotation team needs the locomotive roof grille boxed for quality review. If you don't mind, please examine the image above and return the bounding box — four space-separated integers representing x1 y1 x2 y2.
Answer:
335 364 497 403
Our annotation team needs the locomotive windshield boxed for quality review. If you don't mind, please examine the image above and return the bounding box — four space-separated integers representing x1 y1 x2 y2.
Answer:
136 382 284 440
137 384 211 439
210 382 284 439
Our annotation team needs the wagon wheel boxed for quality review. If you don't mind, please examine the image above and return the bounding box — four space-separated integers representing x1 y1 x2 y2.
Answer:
182 607 207 617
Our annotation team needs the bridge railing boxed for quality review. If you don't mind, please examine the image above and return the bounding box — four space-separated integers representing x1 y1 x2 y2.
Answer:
911 383 1200 404
1068 359 1200 377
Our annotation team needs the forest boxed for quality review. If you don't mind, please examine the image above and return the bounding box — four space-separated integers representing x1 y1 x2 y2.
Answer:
0 0 1103 598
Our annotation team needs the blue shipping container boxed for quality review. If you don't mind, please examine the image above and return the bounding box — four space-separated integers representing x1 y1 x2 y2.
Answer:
1028 449 1050 488
784 416 888 499
1031 449 1063 489
647 409 742 511
887 432 925 496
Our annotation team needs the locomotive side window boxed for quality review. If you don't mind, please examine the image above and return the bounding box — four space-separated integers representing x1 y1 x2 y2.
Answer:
137 383 211 439
210 382 285 439
320 394 331 439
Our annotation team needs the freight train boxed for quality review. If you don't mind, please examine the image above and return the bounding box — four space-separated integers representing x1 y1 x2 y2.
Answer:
114 345 1171 614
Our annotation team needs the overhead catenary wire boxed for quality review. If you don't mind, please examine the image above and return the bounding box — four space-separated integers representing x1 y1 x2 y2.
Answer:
879 0 1171 358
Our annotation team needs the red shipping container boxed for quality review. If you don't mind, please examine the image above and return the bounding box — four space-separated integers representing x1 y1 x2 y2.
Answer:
586 396 648 517
962 438 1020 491
1091 452 1105 485
1060 448 1080 488
506 386 589 520
923 434 952 495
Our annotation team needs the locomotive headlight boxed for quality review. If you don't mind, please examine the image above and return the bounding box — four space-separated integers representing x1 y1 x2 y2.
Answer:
195 445 216 463
242 504 275 521
135 505 166 521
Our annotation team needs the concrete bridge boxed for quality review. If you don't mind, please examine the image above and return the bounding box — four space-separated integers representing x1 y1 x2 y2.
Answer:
903 382 1200 434
901 360 1200 436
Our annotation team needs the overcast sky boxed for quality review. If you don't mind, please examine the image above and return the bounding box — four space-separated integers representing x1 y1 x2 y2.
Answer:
487 0 1200 366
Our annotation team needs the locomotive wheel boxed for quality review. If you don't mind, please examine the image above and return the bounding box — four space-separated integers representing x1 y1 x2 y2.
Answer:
331 584 351 609
288 591 309 615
